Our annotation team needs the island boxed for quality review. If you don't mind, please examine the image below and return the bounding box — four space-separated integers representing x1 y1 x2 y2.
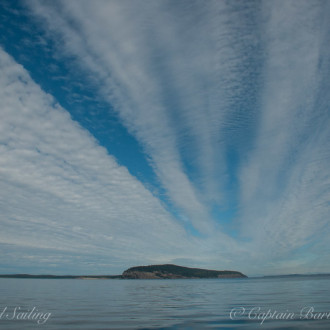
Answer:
0 264 247 279
121 264 247 279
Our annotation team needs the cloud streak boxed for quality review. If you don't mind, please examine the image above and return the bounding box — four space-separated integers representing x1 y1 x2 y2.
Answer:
0 47 214 274
238 0 330 263
0 0 329 274
27 0 262 236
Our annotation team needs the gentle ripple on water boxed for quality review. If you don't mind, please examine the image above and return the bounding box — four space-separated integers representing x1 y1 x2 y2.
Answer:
0 276 330 329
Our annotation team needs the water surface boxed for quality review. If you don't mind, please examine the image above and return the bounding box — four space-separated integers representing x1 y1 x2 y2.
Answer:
0 276 330 329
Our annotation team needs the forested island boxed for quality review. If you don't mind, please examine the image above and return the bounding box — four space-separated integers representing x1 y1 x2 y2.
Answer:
122 264 247 279
0 264 247 279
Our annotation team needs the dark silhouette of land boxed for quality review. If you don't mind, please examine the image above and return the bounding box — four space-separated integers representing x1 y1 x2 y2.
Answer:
0 274 121 279
122 264 247 279
0 264 247 279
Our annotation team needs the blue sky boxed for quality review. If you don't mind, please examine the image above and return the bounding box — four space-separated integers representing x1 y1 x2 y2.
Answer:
0 0 329 276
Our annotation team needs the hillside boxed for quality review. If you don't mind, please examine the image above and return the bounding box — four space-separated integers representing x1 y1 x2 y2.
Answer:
122 264 247 279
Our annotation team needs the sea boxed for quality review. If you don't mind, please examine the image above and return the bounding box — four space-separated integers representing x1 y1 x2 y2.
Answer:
0 276 330 329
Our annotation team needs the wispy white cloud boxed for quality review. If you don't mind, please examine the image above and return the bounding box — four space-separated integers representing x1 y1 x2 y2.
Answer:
238 0 330 267
0 47 222 274
26 0 259 236
4 0 330 275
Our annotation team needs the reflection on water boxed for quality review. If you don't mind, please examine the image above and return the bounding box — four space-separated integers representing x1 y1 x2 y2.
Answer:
0 276 330 329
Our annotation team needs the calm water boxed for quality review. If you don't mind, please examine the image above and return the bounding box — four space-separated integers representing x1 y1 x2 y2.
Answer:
0 276 330 329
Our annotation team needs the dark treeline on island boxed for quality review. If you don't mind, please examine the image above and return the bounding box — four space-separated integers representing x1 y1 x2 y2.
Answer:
0 264 247 279
122 264 247 279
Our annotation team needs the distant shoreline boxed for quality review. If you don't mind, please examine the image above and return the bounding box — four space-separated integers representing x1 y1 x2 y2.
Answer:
0 273 329 280
2 264 328 280
0 274 122 279
0 264 247 279
259 273 330 279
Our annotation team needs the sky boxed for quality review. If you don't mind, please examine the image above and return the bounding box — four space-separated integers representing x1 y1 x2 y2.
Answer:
0 0 329 276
